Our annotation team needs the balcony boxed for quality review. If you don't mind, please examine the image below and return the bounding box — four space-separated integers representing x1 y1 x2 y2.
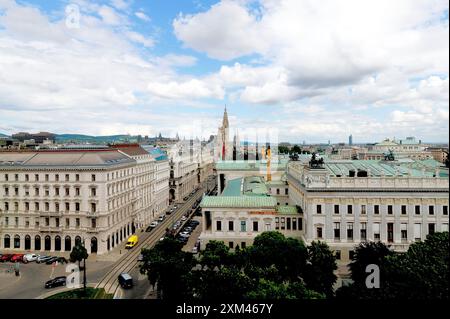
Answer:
86 227 99 233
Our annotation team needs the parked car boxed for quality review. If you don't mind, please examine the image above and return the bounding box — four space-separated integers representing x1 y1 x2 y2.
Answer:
23 253 39 263
45 256 59 265
181 216 187 222
183 227 193 233
157 215 165 222
149 221 158 228
45 276 66 289
37 255 52 264
183 196 188 201
11 254 25 263
118 273 133 289
145 226 154 232
177 236 188 244
173 205 178 209
0 254 13 262
57 257 68 264
179 231 190 238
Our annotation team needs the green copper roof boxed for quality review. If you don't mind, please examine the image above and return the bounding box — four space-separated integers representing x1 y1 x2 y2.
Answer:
216 160 288 171
222 178 242 196
243 176 268 196
276 206 298 215
200 196 277 208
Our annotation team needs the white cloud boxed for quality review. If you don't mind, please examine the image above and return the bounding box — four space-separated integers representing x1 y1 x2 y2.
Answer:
98 5 125 25
147 79 225 100
135 11 151 22
125 31 154 47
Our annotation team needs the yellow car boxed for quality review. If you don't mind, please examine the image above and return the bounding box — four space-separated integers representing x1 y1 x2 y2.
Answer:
125 235 138 249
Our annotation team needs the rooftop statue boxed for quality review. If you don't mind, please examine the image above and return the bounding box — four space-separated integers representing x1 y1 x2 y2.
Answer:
309 152 324 169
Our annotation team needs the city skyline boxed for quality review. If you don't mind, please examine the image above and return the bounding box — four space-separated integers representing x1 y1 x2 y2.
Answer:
0 0 448 143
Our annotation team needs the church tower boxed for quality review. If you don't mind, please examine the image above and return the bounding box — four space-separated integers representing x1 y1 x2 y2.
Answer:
217 106 230 161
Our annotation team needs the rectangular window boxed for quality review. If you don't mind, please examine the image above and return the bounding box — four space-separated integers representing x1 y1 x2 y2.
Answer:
55 218 60 228
14 188 18 196
253 221 259 232
347 223 354 240
388 205 393 215
334 222 340 240
75 203 80 212
65 174 69 182
280 217 285 230
91 219 96 228
298 218 303 230
401 205 407 215
361 205 366 215
335 250 341 260
401 223 407 240
374 205 380 215
285 188 288 195
55 187 60 196
415 205 421 215
45 174 49 182
428 223 435 235
444 206 448 215
66 218 70 228
229 242 234 249
91 203 96 213
216 220 222 231
228 220 234 231
91 188 96 196
275 217 279 230
292 218 297 230
373 223 380 240
360 222 367 240
91 174 96 182
317 205 322 214
14 174 18 181
15 217 18 227
25 202 29 211
45 202 49 211
65 188 70 196
286 218 291 230
35 174 39 181
76 174 80 182
65 202 70 211
276 188 280 195
241 242 246 249
45 217 49 226
347 205 353 214
334 205 339 214
35 188 39 196
429 206 434 215
25 174 29 181
55 174 59 182
75 188 80 196
414 223 421 241
55 203 59 212
387 223 394 242
240 220 246 232
4 174 8 181
34 202 39 211
316 227 323 239
76 218 80 228
265 223 271 231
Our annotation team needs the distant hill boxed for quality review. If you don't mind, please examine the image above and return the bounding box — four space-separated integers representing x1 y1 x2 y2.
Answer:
0 133 10 138
55 134 137 143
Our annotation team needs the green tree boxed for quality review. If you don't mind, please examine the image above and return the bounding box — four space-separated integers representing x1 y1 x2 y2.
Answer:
247 231 308 281
291 145 302 154
304 241 337 298
278 145 290 154
70 243 89 292
348 241 393 284
139 237 195 300
199 240 231 270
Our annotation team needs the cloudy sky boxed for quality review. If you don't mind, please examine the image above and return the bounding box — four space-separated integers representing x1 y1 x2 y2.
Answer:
0 0 448 143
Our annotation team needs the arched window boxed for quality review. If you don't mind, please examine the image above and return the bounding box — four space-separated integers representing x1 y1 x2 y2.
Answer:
44 235 51 251
91 237 98 253
4 235 10 248
75 236 82 246
55 236 61 251
25 235 31 250
65 236 72 251
14 234 20 249
35 235 41 250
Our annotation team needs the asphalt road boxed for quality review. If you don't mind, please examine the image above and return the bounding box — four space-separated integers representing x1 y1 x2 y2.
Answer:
0 176 216 300
100 177 216 299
